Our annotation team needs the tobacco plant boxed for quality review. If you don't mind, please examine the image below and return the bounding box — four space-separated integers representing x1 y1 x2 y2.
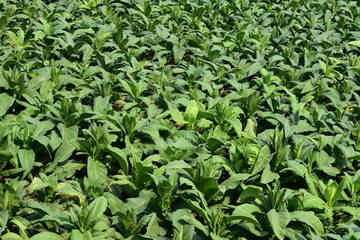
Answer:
0 0 359 239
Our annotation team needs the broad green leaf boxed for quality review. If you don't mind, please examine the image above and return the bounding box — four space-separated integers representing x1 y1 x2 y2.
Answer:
252 146 272 175
7 30 25 46
0 210 8 227
18 149 35 178
261 164 280 184
145 213 166 237
173 46 186 64
209 233 228 240
1 232 23 240
182 215 209 236
238 185 263 203
33 121 55 137
305 173 319 197
197 118 213 128
348 41 360 48
267 209 291 240
125 190 155 215
220 173 251 190
227 118 243 137
199 177 219 201
287 161 307 177
30 232 65 240
56 182 86 204
290 211 324 236
57 161 85 178
10 216 28 239
54 141 77 163
23 199 51 215
106 146 128 175
170 209 195 240
301 191 328 211
173 224 194 240
248 62 263 76
0 168 24 177
27 177 49 192
86 196 108 226
324 179 346 207
334 206 360 220
165 160 192 169
58 124 79 141
71 230 93 240
239 222 268 237
244 118 257 138
87 158 107 183
0 93 15 117
82 45 94 62
169 109 188 125
181 191 211 224
184 100 198 123
231 204 262 229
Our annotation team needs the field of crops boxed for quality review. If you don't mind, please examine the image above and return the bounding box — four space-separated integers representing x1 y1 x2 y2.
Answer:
0 0 360 239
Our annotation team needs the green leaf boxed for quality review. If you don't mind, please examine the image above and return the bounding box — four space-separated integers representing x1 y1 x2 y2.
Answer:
231 204 262 229
290 211 324 236
184 100 198 124
0 210 8 227
238 185 263 203
54 141 77 163
71 230 93 240
87 158 107 183
301 191 328 211
82 45 94 62
145 213 166 237
181 192 211 224
30 232 65 240
182 215 209 236
199 177 219 200
0 168 24 177
287 161 307 177
33 121 55 137
173 224 194 240
18 149 35 178
248 62 263 76
210 233 228 240
28 177 48 192
86 196 108 226
267 210 290 240
305 173 319 197
0 16 7 31
23 199 50 215
55 182 86 205
0 93 15 117
173 46 186 64
7 30 25 46
260 164 280 184
58 124 79 141
348 41 360 48
244 118 257 138
165 160 192 169
2 232 23 240
220 173 251 190
106 146 128 175
324 179 346 207
227 118 243 137
57 161 85 178
169 109 188 125
170 209 195 240
252 146 272 175
125 190 155 215
197 118 213 128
